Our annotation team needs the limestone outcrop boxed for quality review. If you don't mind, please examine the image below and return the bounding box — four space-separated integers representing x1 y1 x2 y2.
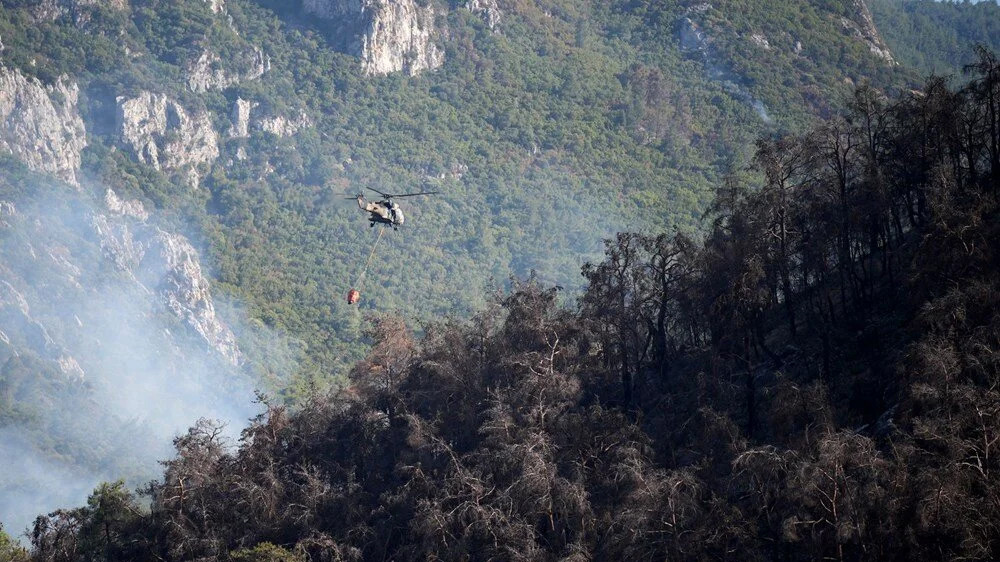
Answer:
94 189 242 365
116 91 219 188
0 280 86 380
466 0 501 30
0 200 15 228
27 0 126 26
203 0 225 14
228 98 313 138
257 112 314 137
229 98 257 138
303 0 444 75
0 67 86 186
186 47 269 93
150 228 241 366
842 0 895 64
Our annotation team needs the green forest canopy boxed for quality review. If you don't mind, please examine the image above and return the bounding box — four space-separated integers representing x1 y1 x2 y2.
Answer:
8 0 997 398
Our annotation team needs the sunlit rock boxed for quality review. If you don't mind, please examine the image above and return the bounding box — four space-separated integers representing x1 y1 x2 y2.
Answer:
841 0 895 64
0 67 86 186
116 91 219 189
95 189 241 365
466 0 501 30
303 0 444 76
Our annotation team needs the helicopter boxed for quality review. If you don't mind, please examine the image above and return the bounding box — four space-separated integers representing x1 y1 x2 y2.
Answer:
351 187 438 230
344 187 439 305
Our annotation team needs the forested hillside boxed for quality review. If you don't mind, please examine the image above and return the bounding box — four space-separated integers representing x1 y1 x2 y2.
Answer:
871 0 1000 74
2 0 1000 552
0 0 943 394
10 50 1000 561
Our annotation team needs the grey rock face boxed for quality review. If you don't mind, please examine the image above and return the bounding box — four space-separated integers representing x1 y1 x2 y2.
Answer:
186 47 269 93
229 98 257 138
360 0 444 75
749 32 770 50
151 229 241 366
103 187 148 221
303 0 444 76
92 190 149 273
466 0 500 30
92 213 146 273
0 280 85 380
28 0 126 25
228 98 313 138
0 281 32 319
0 67 87 185
203 0 225 14
0 67 87 186
842 0 895 64
257 111 314 137
95 189 241 365
0 200 15 228
116 91 219 188
56 355 86 379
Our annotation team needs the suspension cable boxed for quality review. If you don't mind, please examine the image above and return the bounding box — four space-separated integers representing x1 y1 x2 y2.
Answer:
353 227 385 289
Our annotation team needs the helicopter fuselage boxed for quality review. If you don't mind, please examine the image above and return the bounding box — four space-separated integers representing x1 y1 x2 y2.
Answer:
357 195 404 227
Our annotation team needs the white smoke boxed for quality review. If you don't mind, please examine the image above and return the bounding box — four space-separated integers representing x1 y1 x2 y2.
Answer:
0 182 268 541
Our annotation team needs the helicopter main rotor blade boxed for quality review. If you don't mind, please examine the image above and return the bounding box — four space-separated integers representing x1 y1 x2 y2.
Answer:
365 187 391 197
384 191 440 198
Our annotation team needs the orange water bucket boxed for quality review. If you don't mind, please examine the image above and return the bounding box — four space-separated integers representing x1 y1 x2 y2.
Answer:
347 289 361 305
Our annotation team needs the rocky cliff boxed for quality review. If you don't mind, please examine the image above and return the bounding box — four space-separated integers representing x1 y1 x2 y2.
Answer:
258 112 314 137
116 91 219 188
843 0 895 64
94 189 241 365
186 47 270 93
27 0 126 26
203 0 225 14
466 0 501 31
0 183 240 374
228 98 313 138
150 227 241 366
0 280 85 380
229 98 256 138
0 178 253 536
0 67 86 186
303 0 444 76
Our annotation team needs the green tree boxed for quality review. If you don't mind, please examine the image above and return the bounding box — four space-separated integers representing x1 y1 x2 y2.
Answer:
0 525 28 562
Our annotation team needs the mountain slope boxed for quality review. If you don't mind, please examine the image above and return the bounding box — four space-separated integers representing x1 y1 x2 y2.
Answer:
871 0 1000 75
19 61 1000 560
1 0 915 384
0 0 994 537
0 160 260 536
